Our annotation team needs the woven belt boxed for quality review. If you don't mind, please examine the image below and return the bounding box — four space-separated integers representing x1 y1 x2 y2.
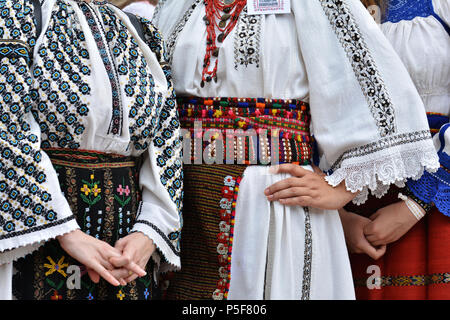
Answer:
178 97 313 165
43 148 141 169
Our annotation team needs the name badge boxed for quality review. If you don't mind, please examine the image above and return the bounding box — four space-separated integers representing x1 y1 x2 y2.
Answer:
247 0 291 15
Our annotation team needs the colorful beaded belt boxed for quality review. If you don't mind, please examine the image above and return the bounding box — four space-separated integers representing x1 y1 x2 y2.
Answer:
178 97 313 165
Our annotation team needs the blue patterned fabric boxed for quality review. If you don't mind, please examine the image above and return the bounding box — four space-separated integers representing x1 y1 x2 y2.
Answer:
407 124 450 216
384 0 450 35
385 0 434 23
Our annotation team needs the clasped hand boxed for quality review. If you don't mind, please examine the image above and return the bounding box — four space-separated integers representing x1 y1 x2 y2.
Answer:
339 201 420 260
58 230 155 286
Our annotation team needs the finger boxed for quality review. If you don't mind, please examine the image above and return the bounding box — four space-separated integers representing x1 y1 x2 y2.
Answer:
279 196 313 207
369 245 387 260
370 238 388 247
111 268 133 280
270 163 311 177
87 268 100 284
92 262 121 286
264 177 306 196
109 252 133 268
125 273 140 283
359 239 383 260
99 258 116 271
267 187 313 201
126 261 147 277
363 222 377 235
114 237 127 252
365 233 382 244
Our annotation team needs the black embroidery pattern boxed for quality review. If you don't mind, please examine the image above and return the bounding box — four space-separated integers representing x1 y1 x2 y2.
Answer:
31 0 91 150
165 0 202 64
319 0 396 137
234 7 261 69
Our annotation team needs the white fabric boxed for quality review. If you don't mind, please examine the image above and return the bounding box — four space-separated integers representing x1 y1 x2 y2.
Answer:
228 166 355 300
0 263 12 300
381 0 449 117
123 1 155 21
381 0 450 154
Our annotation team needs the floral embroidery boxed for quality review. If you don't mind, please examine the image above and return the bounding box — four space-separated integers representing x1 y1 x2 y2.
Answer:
44 256 69 277
212 175 241 300
50 290 63 300
319 0 396 137
234 6 261 69
116 289 125 300
80 174 102 206
115 180 131 207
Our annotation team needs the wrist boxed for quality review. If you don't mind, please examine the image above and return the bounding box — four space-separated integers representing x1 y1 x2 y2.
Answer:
398 193 426 221
57 228 82 247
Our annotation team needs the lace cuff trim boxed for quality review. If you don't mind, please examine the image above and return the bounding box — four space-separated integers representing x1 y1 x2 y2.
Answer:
324 136 440 205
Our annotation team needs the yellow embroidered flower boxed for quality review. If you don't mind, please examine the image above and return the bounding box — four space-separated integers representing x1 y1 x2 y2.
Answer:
81 184 91 196
116 290 125 300
92 184 101 197
44 256 69 277
90 174 95 180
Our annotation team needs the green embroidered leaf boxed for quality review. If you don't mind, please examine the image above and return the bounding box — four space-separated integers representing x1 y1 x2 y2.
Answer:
122 197 131 206
114 194 123 206
46 278 57 289
56 280 65 290
80 193 92 205
91 195 102 206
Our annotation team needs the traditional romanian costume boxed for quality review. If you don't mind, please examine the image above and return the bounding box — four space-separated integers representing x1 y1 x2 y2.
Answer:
0 0 183 300
350 0 450 299
153 0 440 300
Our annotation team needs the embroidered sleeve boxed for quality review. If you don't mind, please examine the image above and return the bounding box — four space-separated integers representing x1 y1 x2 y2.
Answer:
406 124 450 216
130 18 183 272
292 0 439 204
0 0 78 264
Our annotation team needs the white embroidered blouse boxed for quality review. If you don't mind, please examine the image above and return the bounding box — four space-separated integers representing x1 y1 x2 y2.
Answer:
0 0 183 272
379 0 450 215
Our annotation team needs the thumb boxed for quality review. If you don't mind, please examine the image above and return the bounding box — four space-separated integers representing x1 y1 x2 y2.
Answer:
359 237 386 260
110 240 132 268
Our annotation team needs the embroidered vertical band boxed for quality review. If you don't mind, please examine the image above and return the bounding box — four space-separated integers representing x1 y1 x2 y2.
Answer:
178 97 313 165
162 164 247 300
